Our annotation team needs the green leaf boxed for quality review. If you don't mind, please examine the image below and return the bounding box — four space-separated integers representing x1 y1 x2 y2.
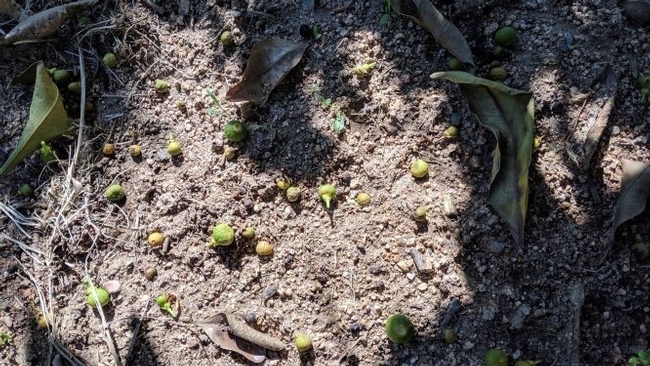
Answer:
380 13 390 25
322 97 332 108
431 71 534 245
332 113 346 132
609 160 650 244
393 0 475 72
0 62 72 176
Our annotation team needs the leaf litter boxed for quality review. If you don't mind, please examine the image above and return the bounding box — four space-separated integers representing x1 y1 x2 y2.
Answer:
609 160 650 244
226 38 308 105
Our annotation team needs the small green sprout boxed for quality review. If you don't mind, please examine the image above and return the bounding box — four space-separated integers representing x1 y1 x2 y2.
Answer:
102 53 117 68
39 141 56 163
18 183 34 197
209 223 235 247
410 159 429 178
84 280 110 308
352 61 376 76
154 79 170 93
484 348 508 366
104 184 125 202
636 76 650 103
385 314 415 344
311 26 321 39
0 331 12 346
630 350 650 366
318 184 337 209
379 0 392 25
223 120 248 142
309 84 347 132
206 89 227 116
294 333 312 352
156 293 179 319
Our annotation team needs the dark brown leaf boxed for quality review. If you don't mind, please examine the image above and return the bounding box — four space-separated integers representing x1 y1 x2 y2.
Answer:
393 0 475 72
609 160 650 243
620 0 650 26
226 39 308 104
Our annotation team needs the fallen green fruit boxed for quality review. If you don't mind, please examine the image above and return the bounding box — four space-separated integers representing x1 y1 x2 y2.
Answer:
294 333 312 352
104 184 125 202
494 26 517 47
318 184 336 209
102 53 117 68
210 223 235 247
223 120 248 142
385 314 415 344
484 348 508 366
86 287 110 308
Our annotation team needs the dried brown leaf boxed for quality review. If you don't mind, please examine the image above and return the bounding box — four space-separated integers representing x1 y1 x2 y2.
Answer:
0 0 95 45
0 0 21 20
197 313 285 362
226 38 308 104
393 0 475 72
620 0 650 26
609 160 650 243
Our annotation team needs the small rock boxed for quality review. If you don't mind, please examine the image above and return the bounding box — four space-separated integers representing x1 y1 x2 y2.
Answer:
406 272 416 281
2 316 12 329
417 283 428 291
396 260 411 272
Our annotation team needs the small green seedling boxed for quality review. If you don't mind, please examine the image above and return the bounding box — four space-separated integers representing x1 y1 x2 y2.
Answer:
0 331 13 346
104 184 125 202
630 350 650 366
209 223 235 247
223 120 248 142
484 348 508 366
380 0 392 25
636 76 650 103
156 293 179 319
206 89 227 116
318 184 336 209
294 333 312 352
39 141 56 163
352 61 376 76
84 280 110 308
385 314 415 344
18 183 34 197
311 26 321 39
309 84 347 132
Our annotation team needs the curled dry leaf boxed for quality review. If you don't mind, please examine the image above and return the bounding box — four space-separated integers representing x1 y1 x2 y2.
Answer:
0 0 22 20
393 0 475 73
432 71 534 246
197 313 285 363
0 62 72 176
0 0 96 45
226 38 308 104
620 0 650 26
609 160 650 243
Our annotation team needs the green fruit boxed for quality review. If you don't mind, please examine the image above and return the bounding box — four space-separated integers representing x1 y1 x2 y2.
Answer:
318 184 337 209
86 287 110 308
167 140 182 156
104 184 125 201
494 26 517 47
276 177 291 190
242 227 256 239
52 69 72 84
444 126 459 139
484 348 508 366
154 79 170 93
355 192 371 206
489 67 507 81
385 314 415 344
67 81 81 94
18 184 34 197
220 31 233 46
514 361 540 366
443 328 456 344
410 159 429 178
102 53 117 68
210 223 235 247
414 207 427 221
286 186 301 202
223 120 248 142
294 333 312 352
446 57 463 71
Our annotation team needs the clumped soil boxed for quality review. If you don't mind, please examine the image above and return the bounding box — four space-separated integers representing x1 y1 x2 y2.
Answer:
1 0 649 365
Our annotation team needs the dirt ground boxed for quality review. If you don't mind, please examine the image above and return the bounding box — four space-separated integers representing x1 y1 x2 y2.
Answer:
1 0 649 365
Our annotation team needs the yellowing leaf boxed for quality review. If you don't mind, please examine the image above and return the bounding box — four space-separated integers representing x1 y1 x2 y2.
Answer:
0 62 72 176
226 38 308 105
431 71 534 245
609 160 650 243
